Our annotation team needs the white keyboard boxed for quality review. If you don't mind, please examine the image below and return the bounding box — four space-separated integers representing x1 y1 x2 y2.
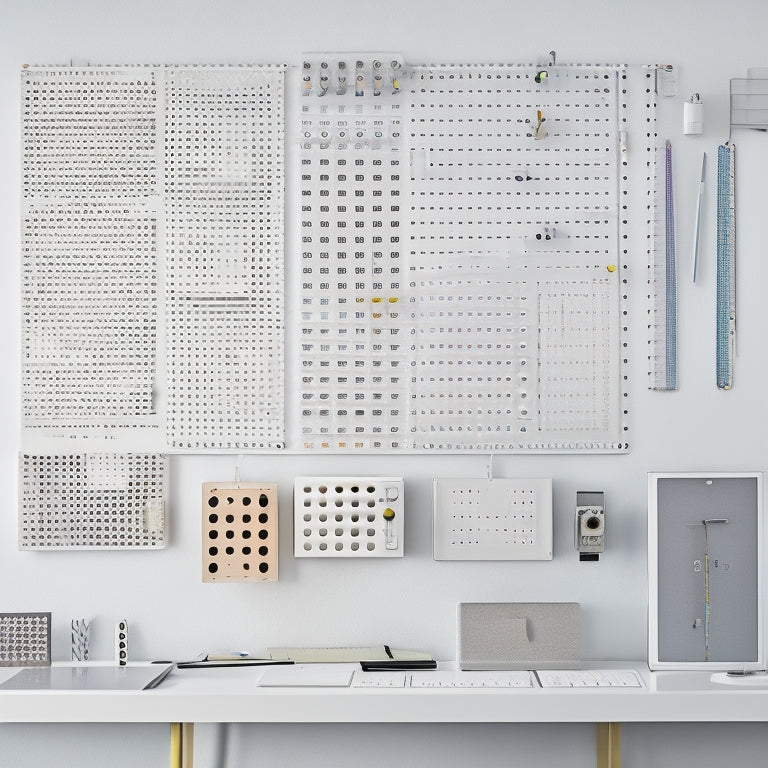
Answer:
409 671 533 688
536 670 641 688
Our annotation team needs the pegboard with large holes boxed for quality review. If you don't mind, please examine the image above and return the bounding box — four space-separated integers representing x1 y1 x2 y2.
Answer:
0 613 51 667
406 63 628 451
432 477 553 560
294 477 404 557
203 482 278 582
18 453 166 549
297 54 409 450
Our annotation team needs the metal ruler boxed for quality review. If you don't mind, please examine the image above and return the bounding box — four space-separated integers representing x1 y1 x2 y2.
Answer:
649 139 677 390
716 143 736 390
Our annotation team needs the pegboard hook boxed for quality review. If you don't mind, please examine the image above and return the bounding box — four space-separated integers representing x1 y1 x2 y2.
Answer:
487 454 495 480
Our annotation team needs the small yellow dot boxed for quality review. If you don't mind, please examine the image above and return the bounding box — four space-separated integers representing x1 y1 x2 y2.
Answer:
607 264 617 272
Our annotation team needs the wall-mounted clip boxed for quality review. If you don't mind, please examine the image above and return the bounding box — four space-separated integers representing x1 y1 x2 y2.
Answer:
302 61 312 96
391 60 401 93
318 61 329 96
534 110 548 139
337 61 347 95
536 226 556 241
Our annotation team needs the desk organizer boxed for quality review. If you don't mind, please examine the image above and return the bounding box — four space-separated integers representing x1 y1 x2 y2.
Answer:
203 482 278 582
294 476 404 557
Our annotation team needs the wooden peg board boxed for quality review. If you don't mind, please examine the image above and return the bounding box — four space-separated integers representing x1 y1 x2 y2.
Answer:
202 482 278 582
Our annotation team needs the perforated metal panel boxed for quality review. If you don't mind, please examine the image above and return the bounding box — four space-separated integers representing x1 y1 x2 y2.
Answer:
202 482 278 582
19 453 166 549
433 477 552 560
294 476 403 557
0 613 51 667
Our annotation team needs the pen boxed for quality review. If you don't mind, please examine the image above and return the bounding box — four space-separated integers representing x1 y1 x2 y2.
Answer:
693 152 706 283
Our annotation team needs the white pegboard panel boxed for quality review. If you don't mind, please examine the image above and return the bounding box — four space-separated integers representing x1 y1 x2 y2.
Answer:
432 477 552 560
294 476 404 557
21 67 160 440
202 482 278 582
18 453 167 549
0 613 51 667
20 65 285 452
405 63 628 451
164 66 285 449
297 54 408 450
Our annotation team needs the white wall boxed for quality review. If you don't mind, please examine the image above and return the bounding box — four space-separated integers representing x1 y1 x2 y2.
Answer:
2 0 768 765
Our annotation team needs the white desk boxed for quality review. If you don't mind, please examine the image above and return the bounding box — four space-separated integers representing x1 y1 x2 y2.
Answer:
4 663 768 768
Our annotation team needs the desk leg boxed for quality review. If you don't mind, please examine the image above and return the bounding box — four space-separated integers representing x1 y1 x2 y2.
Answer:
596 722 621 768
170 723 195 768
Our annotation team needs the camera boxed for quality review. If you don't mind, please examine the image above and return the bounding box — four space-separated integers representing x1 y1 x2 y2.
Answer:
575 491 605 561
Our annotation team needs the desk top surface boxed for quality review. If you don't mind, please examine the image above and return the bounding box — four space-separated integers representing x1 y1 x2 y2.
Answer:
2 662 768 724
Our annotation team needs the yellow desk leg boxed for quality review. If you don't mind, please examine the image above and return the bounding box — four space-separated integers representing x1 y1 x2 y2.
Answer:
596 722 621 768
170 723 195 768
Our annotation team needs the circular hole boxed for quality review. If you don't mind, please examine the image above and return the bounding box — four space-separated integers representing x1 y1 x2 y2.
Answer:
335 486 344 494
350 486 359 493
303 528 312 537
208 496 219 508
225 546 234 555
367 542 375 551
258 512 268 524
319 500 327 508
367 486 375 493
208 530 218 539
243 546 252 555
243 514 251 524
319 513 328 522
304 543 312 551
351 500 359 508
225 514 234 524
367 514 376 522
208 546 218 556
319 542 328 551
351 514 359 523
303 486 311 493
225 530 234 539
303 500 311 507
335 528 344 536
335 500 343 507
242 530 252 539
319 528 328 537
351 541 360 551
335 514 343 522
303 513 311 522
208 563 218 573
367 501 376 508
243 563 250 570
367 528 375 536
208 513 219 524
226 497 235 505
318 485 328 494
351 528 359 537
259 494 269 508
242 496 251 506
258 529 268 540
259 562 269 573
258 545 268 556
335 542 344 551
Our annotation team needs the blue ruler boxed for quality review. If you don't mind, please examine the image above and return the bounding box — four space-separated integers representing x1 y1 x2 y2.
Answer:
716 143 735 390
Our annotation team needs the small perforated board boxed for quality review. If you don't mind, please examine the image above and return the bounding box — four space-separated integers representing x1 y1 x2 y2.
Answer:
0 613 51 667
203 482 278 582
433 477 552 560
19 453 166 549
294 477 404 557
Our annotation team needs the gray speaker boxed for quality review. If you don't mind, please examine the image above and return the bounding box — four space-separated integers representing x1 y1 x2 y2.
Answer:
458 602 580 670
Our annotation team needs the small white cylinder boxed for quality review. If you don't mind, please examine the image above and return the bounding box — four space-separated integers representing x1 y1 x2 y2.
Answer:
684 99 704 134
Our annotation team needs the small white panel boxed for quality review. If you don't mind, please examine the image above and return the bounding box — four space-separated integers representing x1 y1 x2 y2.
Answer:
409 670 533 688
294 476 404 557
433 478 552 560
